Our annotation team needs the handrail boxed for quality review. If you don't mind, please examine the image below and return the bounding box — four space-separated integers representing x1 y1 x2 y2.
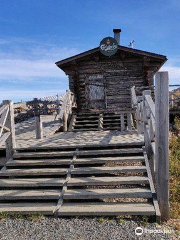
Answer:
130 86 137 109
133 87 155 165
60 90 76 132
0 100 15 159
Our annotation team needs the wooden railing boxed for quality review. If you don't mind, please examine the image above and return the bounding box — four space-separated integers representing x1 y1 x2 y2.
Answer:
169 91 180 110
131 71 169 221
34 90 76 138
0 100 15 159
60 90 76 132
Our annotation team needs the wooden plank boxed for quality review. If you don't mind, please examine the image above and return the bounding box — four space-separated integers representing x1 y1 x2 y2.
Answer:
0 132 11 147
127 113 132 131
73 129 99 132
13 151 75 158
0 168 68 176
0 178 65 187
6 159 72 167
68 176 149 186
54 151 77 214
58 202 155 216
0 105 8 115
72 166 147 174
155 72 169 221
78 148 143 156
0 190 60 200
35 116 43 139
143 148 161 223
0 203 56 215
120 113 125 131
75 156 145 164
64 188 152 199
3 100 16 160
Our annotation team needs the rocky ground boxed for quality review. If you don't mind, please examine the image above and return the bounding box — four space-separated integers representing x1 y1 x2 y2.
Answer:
0 216 179 240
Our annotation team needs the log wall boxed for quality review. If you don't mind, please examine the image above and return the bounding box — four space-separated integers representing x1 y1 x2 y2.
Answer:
64 52 161 113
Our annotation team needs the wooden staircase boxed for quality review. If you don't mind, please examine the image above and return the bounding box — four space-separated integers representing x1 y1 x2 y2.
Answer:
71 112 135 132
0 142 160 221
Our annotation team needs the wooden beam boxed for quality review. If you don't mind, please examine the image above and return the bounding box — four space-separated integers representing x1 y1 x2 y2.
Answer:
155 72 169 221
3 100 16 160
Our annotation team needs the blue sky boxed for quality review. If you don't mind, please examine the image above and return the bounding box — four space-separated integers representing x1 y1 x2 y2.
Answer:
0 0 180 102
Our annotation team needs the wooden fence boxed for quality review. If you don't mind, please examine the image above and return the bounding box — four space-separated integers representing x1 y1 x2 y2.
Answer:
34 90 76 138
131 71 169 221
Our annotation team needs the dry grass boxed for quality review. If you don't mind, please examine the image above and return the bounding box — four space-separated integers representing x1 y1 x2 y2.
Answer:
169 117 180 219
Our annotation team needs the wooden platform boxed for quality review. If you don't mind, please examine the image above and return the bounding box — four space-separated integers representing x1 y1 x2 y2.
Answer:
0 137 160 220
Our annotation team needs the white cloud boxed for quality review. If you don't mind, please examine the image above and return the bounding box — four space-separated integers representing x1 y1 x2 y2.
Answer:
0 39 81 81
160 57 180 84
0 59 65 80
0 89 66 102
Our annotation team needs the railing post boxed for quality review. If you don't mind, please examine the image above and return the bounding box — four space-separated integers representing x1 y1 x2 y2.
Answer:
34 98 43 139
3 100 16 160
63 92 68 132
143 90 151 153
155 71 169 221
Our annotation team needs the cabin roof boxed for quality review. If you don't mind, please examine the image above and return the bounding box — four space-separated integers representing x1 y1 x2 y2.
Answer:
55 45 167 67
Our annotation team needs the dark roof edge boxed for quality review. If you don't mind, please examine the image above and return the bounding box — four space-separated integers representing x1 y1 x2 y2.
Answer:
55 45 167 67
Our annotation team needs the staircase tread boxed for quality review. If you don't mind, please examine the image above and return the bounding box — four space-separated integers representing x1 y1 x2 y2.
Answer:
0 168 68 176
13 148 143 158
64 188 152 199
68 176 149 186
6 159 72 166
72 166 147 174
58 202 155 216
0 189 60 200
0 203 56 214
73 129 99 131
75 156 145 164
13 151 75 158
0 178 65 187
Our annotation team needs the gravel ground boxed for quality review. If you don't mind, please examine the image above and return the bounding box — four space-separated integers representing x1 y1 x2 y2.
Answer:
0 216 178 240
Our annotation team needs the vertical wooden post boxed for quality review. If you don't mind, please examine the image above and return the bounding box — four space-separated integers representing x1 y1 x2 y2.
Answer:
3 100 16 160
143 90 151 154
34 98 43 139
35 115 43 139
63 93 68 132
155 71 169 221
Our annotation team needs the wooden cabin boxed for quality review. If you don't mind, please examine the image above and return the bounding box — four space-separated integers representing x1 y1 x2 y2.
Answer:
56 29 167 114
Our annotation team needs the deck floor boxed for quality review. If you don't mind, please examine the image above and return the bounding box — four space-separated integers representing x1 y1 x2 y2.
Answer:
16 129 144 149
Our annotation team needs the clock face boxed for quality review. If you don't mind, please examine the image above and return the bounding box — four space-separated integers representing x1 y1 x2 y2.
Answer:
99 37 118 57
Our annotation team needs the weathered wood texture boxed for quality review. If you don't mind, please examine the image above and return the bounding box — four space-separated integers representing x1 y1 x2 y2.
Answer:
62 53 162 113
0 100 16 159
155 72 169 221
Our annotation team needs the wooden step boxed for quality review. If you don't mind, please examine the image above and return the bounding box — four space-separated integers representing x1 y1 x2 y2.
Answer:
0 203 56 215
76 120 99 122
0 168 68 177
0 178 65 187
78 148 143 156
68 176 149 186
74 124 98 128
13 151 75 159
64 188 152 199
0 190 60 200
73 129 99 132
58 202 155 216
103 127 121 130
72 166 147 175
6 159 72 167
76 116 99 120
75 156 145 164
